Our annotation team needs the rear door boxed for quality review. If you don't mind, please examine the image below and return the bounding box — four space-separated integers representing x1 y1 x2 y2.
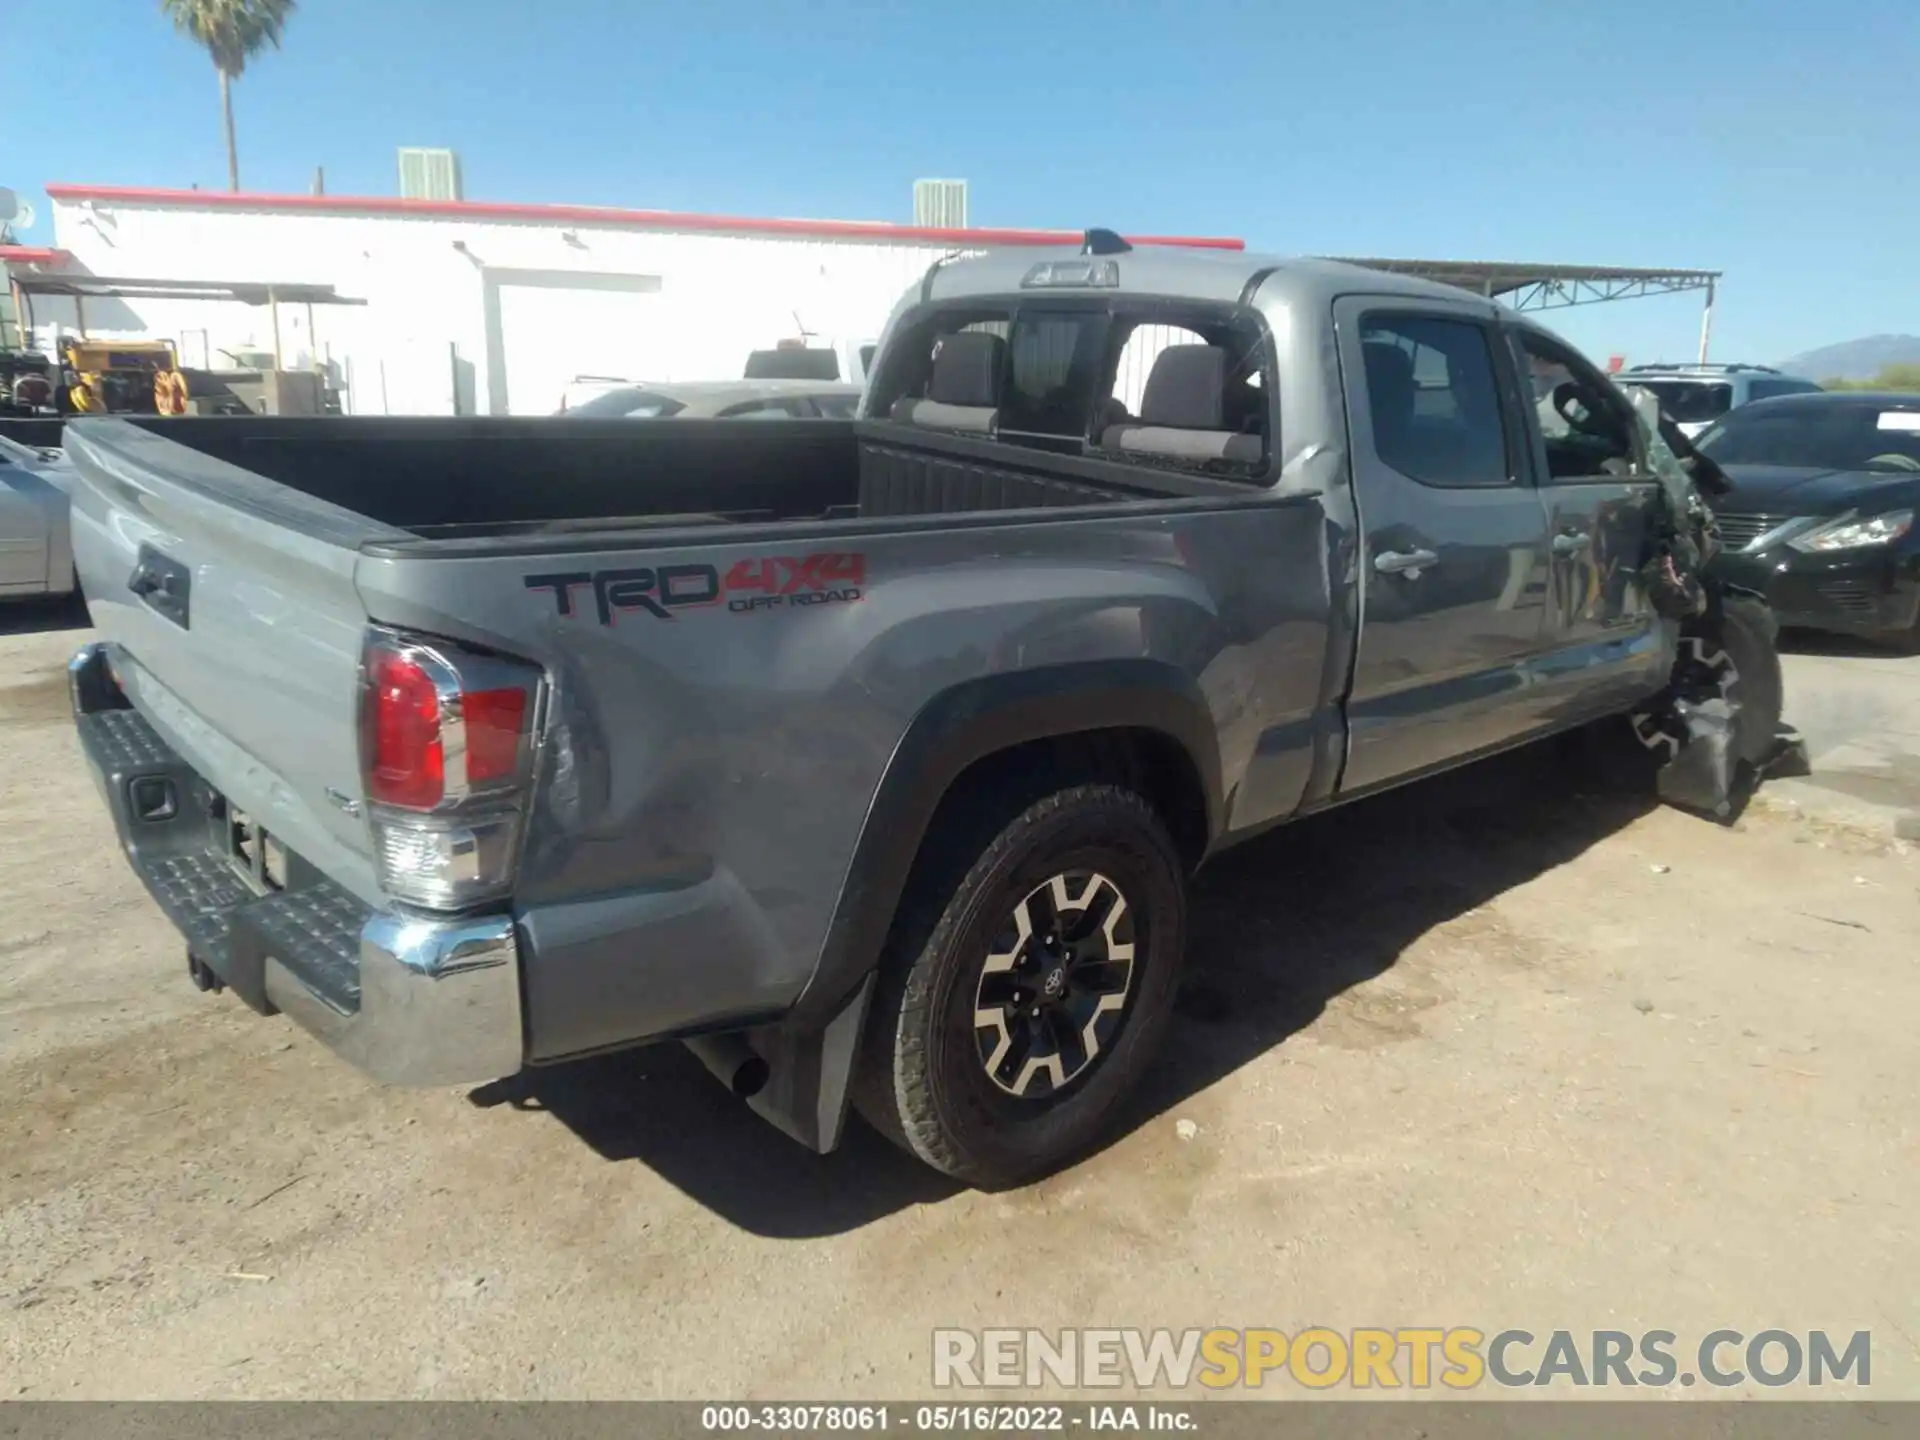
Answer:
1511 327 1671 717
1333 296 1555 792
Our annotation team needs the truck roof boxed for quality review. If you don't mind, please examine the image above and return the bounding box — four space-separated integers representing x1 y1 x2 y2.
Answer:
922 244 1503 315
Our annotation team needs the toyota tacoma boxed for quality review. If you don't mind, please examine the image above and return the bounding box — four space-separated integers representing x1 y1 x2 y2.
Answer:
61 235 1780 1187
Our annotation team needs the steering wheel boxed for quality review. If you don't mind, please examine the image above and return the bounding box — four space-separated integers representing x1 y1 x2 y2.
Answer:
1552 381 1614 439
1865 453 1920 473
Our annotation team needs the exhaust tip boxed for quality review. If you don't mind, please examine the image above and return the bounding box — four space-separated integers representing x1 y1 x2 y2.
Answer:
732 1056 770 1099
685 1033 770 1101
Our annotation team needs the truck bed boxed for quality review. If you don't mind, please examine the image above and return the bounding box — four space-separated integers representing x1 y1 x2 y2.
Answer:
110 416 1174 544
61 404 1337 1075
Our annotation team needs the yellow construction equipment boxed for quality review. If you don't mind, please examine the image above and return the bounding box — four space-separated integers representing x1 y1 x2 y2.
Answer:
57 339 188 416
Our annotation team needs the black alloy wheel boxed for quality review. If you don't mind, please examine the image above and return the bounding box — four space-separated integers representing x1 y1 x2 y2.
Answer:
972 869 1138 1100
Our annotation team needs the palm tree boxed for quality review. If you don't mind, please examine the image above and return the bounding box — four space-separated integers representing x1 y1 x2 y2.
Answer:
160 0 298 192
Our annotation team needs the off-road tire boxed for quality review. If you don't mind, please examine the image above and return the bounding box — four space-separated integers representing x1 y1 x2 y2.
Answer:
1569 587 1785 790
854 783 1187 1189
1708 589 1784 767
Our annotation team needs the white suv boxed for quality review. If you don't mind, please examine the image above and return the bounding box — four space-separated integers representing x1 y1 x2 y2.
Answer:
1614 363 1822 438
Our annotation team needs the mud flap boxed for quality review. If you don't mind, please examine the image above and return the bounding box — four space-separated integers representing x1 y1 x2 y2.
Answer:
685 973 876 1155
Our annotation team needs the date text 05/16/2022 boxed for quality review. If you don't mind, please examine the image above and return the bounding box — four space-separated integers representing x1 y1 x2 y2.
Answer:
700 1404 1196 1432
526 552 867 624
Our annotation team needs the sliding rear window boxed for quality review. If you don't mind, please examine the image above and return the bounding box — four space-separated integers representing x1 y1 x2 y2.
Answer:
998 307 1116 451
873 297 1276 482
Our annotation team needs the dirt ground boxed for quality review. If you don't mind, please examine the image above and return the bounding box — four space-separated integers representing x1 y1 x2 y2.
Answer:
2 601 1916 1401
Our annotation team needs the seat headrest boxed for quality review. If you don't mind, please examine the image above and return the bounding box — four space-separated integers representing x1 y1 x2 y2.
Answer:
1362 341 1416 418
1140 345 1228 429
928 332 1004 408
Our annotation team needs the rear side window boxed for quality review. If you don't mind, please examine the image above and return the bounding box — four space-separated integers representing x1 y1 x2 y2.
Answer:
1359 316 1510 487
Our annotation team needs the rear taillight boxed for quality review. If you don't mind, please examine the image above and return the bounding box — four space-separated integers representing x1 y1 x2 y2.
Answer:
365 648 446 809
357 631 542 911
462 687 530 787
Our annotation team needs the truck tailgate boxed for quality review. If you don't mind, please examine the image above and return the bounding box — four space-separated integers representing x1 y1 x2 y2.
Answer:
63 420 411 904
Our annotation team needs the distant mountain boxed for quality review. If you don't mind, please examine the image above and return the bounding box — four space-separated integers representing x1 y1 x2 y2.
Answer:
1777 334 1920 381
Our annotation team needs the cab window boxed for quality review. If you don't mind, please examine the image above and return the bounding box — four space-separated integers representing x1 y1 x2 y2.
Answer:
1358 315 1510 487
1089 302 1272 480
1512 330 1642 481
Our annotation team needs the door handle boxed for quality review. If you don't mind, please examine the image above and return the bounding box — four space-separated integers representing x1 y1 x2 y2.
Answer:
1553 532 1592 556
1374 548 1439 578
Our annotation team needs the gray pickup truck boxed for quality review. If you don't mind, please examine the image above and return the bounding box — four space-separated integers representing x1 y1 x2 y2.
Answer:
62 238 1780 1187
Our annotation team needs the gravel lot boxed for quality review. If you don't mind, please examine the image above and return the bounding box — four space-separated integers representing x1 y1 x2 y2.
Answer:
3 602 1916 1400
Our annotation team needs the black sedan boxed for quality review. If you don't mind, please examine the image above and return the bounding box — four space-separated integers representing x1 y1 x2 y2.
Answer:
1696 392 1920 649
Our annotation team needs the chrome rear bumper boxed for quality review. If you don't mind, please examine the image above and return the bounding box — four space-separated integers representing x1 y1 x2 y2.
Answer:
264 911 522 1086
71 640 524 1087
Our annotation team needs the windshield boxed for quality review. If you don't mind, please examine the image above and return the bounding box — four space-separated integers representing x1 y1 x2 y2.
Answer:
1697 403 1920 472
1634 380 1732 425
563 388 685 418
814 393 859 418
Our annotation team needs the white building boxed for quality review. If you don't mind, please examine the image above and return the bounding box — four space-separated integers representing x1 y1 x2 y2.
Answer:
12 185 1242 416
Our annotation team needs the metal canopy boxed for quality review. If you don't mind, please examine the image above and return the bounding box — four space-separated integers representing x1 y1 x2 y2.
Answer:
1331 257 1720 313
9 273 365 306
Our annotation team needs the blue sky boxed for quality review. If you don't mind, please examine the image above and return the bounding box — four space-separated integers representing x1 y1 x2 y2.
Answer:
11 0 1913 366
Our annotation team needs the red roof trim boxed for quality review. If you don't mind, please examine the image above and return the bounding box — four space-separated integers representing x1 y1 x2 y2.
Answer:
0 245 68 266
42 184 1245 251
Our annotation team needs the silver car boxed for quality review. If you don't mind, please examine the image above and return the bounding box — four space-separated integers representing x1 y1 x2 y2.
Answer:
0 433 76 600
557 379 864 419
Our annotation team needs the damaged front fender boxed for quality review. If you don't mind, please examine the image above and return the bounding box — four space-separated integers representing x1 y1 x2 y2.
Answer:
1614 388 1802 820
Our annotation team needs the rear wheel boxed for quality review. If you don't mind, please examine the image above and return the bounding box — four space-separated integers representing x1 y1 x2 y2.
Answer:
855 783 1187 1188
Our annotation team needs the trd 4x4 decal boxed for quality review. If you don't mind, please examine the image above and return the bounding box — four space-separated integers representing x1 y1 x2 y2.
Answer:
526 553 866 623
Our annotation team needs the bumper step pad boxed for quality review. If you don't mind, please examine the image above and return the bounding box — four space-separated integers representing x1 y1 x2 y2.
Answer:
76 707 370 1017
